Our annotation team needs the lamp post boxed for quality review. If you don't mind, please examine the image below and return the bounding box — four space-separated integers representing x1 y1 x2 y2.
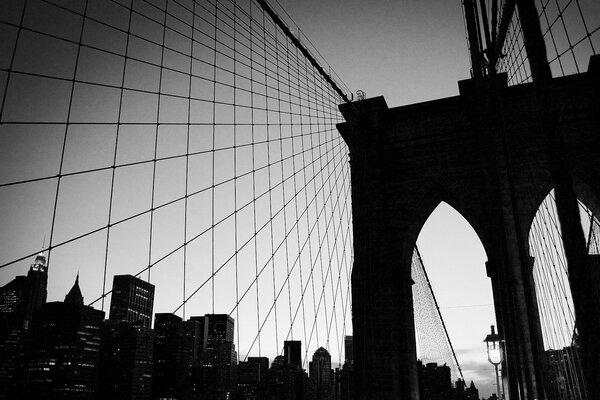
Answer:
483 325 503 399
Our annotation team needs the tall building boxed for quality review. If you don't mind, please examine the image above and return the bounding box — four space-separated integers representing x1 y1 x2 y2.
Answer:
153 313 199 400
417 361 452 400
0 276 29 399
153 313 183 399
109 274 155 328
21 275 104 399
188 315 209 359
338 363 353 400
98 275 155 400
238 357 269 400
194 314 237 399
184 317 207 363
206 314 234 348
309 347 332 400
344 336 353 366
284 341 302 369
213 342 238 397
0 252 48 330
0 252 49 399
266 355 306 400
23 253 48 329
97 320 154 400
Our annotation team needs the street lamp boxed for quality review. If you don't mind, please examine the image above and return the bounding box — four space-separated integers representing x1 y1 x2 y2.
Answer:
483 325 503 399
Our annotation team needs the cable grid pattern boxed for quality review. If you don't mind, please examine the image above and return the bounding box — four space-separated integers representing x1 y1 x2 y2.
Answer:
0 0 354 367
497 0 600 85
528 192 599 399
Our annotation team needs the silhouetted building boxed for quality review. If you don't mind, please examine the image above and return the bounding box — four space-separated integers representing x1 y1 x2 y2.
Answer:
184 316 209 399
338 363 353 400
417 361 452 400
0 276 29 324
153 313 185 399
98 320 154 400
99 275 155 400
0 252 48 399
238 357 269 400
213 342 238 398
0 252 48 330
0 276 29 400
453 378 479 400
344 336 353 366
188 315 209 360
284 341 302 370
21 275 104 399
191 314 237 400
266 355 306 400
183 317 206 364
465 380 479 399
206 314 234 348
309 347 332 400
153 313 202 400
109 275 155 328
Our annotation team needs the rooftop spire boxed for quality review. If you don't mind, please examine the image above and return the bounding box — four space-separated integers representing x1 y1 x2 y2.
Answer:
65 273 83 305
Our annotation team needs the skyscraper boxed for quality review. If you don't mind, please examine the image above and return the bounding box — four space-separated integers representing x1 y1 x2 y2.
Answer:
206 314 234 348
153 313 183 399
194 314 237 399
21 275 104 399
153 313 200 399
417 361 452 400
284 341 302 369
24 252 48 329
238 356 269 400
0 252 48 330
188 315 209 359
97 320 154 400
184 317 207 363
98 275 155 400
266 355 306 400
344 336 353 366
0 252 48 399
309 347 332 400
108 274 155 328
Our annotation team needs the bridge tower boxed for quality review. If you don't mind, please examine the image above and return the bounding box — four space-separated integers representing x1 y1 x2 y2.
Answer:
337 61 600 398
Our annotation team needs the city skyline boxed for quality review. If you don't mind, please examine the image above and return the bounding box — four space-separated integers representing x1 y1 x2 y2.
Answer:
2 251 459 371
0 256 486 399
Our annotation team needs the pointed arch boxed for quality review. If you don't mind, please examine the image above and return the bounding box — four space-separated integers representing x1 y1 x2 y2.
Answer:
412 199 492 386
401 181 491 268
526 189 595 399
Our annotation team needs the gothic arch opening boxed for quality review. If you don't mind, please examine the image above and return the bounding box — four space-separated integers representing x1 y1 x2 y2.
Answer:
527 189 600 399
413 201 497 397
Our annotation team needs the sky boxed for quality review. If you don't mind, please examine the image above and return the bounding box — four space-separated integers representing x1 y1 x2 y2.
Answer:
277 0 471 107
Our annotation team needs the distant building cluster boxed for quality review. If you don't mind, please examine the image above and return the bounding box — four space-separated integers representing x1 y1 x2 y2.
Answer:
416 361 480 400
0 253 356 400
0 253 488 399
